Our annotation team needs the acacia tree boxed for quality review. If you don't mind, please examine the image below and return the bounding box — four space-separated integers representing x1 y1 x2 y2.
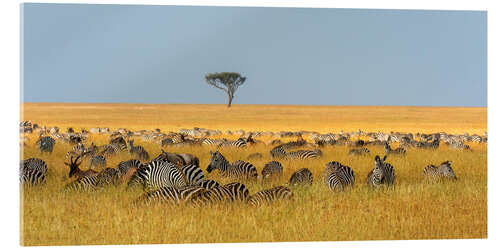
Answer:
205 72 246 108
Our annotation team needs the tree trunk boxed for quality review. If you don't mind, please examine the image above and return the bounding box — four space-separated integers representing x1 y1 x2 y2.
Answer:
227 93 233 108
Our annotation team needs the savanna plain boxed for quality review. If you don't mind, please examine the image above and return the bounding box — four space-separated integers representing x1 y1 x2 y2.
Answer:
20 103 487 245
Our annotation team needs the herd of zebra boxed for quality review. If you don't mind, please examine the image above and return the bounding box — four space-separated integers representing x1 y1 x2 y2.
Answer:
20 121 483 207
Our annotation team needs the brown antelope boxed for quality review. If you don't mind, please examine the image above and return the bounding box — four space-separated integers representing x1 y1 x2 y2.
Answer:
65 156 98 178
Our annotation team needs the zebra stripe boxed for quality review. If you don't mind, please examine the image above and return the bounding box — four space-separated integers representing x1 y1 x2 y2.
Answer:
134 185 206 206
367 155 395 187
180 164 205 185
247 186 293 206
207 151 258 180
20 158 47 186
270 145 287 159
324 161 355 192
261 161 283 181
117 159 143 175
36 136 55 153
219 138 247 148
202 138 225 147
88 155 106 169
128 139 150 161
127 160 187 192
197 179 220 189
286 149 322 159
289 168 313 186
189 182 249 206
64 168 120 191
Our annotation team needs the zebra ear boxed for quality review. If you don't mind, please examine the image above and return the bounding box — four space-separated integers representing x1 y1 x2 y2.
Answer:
375 155 380 162
383 155 387 161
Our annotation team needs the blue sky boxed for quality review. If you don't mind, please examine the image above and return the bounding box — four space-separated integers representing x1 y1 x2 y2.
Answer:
21 4 487 106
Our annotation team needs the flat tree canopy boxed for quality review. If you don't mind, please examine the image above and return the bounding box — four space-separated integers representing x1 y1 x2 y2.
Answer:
205 72 246 108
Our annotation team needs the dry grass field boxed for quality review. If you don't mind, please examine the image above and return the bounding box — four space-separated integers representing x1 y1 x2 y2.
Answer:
20 103 487 246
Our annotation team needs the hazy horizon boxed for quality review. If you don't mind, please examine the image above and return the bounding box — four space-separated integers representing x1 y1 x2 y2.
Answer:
22 4 487 107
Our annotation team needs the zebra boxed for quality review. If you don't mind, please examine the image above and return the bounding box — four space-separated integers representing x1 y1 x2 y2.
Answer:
127 160 187 192
88 155 107 169
384 142 406 155
134 185 206 206
367 155 395 187
206 151 258 181
20 158 47 186
270 145 287 159
348 148 370 156
65 143 86 159
117 159 142 183
280 137 307 150
324 161 355 192
219 138 247 148
289 168 313 186
286 149 322 159
128 139 150 161
261 161 283 182
448 140 471 151
64 175 99 191
178 153 200 167
423 161 457 181
247 186 293 206
36 136 55 153
201 138 226 147
152 150 186 166
189 182 250 206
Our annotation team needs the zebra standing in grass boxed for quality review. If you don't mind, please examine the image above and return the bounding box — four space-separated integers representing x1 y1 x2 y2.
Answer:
367 155 395 187
247 186 293 206
206 151 258 181
270 145 287 159
286 149 322 159
117 159 143 175
134 185 206 206
36 136 55 153
348 148 370 156
423 161 457 181
128 139 150 161
324 161 355 192
219 138 247 148
180 164 205 185
88 155 106 169
384 142 406 155
189 182 250 206
20 158 48 186
197 179 220 189
202 138 226 147
262 161 283 182
289 168 313 186
127 160 187 192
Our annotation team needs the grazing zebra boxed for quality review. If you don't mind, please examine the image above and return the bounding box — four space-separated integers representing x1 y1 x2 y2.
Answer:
134 185 206 206
348 148 370 156
88 155 107 169
95 167 120 187
384 142 406 155
280 137 307 150
20 158 47 186
289 168 313 186
128 139 150 161
367 155 395 187
261 161 283 181
247 186 293 206
65 143 86 159
270 145 287 159
117 159 143 175
202 138 226 147
286 149 322 159
324 161 355 192
127 160 187 192
423 161 457 181
36 136 55 153
449 140 471 151
190 182 250 206
197 179 220 189
64 175 99 191
206 151 258 181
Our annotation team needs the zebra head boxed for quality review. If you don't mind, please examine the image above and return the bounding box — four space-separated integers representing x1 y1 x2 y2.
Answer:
439 161 457 180
373 155 387 185
207 151 227 173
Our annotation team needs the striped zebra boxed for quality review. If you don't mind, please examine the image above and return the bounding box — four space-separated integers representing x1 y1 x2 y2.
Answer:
448 140 471 151
219 138 247 148
189 182 250 206
423 161 457 181
117 159 143 175
180 164 205 185
202 138 226 147
286 149 322 159
20 158 47 186
324 161 355 192
367 155 395 187
65 143 86 159
127 160 187 192
206 151 258 181
128 139 150 161
134 185 206 206
247 186 293 206
384 142 406 155
261 161 283 182
280 137 307 150
270 145 287 159
198 179 220 189
348 148 370 156
36 136 55 153
64 175 99 191
289 168 313 186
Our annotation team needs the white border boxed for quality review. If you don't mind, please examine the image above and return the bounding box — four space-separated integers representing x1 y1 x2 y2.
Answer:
1 0 496 250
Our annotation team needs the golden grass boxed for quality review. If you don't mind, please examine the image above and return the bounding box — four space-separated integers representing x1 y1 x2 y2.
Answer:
20 103 487 245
